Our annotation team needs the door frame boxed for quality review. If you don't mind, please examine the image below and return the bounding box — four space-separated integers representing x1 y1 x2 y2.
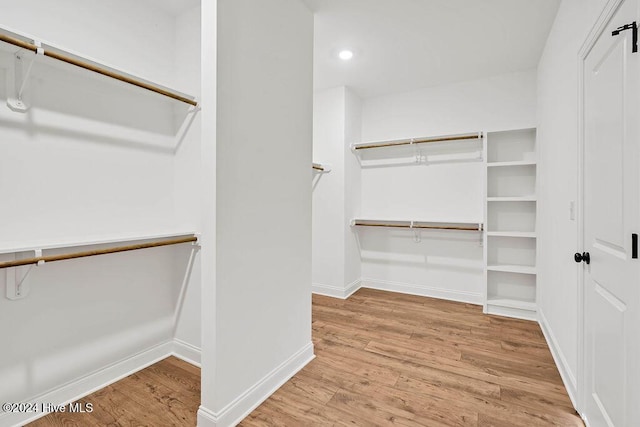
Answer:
577 0 628 419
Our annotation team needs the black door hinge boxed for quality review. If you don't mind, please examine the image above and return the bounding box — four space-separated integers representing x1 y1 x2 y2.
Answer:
612 21 638 53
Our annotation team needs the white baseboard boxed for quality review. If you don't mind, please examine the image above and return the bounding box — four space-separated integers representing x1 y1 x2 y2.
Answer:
2 340 175 427
312 279 361 299
172 338 202 367
360 278 483 305
538 308 578 410
197 341 315 427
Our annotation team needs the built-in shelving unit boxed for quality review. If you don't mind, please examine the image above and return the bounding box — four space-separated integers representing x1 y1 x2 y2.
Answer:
484 128 537 320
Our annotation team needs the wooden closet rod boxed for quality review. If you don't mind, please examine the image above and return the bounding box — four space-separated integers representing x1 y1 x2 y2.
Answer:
0 33 198 107
0 236 197 269
352 220 482 231
353 132 483 150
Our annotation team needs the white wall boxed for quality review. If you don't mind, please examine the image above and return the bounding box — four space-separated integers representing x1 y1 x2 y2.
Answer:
312 86 362 297
344 89 363 286
536 0 608 406
199 1 314 425
312 87 347 292
358 70 537 303
0 1 202 422
173 4 203 354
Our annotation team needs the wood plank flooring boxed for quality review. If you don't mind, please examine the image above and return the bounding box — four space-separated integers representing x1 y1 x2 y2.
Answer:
241 289 582 427
28 356 200 427
29 288 582 426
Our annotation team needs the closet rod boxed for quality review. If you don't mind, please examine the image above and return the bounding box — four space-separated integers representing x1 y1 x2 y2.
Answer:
352 220 483 231
0 33 197 107
353 132 482 150
0 236 197 269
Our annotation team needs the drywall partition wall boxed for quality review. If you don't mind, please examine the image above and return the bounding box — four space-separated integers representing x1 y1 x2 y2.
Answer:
344 89 363 288
172 4 204 359
311 86 362 297
198 0 314 425
198 0 218 423
536 0 608 407
312 87 347 294
358 70 536 303
0 1 202 424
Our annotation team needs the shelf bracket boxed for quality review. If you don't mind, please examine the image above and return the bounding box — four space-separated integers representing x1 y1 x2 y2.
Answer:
7 41 43 113
410 220 421 243
5 249 42 300
410 139 424 164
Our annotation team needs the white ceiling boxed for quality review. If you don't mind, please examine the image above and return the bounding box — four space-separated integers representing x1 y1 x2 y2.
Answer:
304 0 560 98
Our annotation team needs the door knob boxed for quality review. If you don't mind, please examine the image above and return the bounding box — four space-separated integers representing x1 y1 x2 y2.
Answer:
574 252 591 264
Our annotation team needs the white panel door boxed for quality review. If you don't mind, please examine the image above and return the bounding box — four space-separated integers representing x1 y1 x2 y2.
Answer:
583 1 640 425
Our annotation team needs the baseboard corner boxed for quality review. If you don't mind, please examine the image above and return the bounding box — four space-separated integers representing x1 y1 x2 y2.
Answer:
172 338 202 367
312 279 362 299
200 341 315 427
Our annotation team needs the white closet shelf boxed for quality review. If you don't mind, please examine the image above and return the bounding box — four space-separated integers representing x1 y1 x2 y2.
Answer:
0 231 198 255
486 298 536 312
487 160 536 167
352 219 483 231
0 26 197 107
487 196 537 202
487 265 536 275
486 231 537 238
351 131 482 151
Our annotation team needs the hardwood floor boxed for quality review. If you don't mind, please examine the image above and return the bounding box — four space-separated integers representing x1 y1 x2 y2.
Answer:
241 289 582 426
28 356 200 427
30 288 582 426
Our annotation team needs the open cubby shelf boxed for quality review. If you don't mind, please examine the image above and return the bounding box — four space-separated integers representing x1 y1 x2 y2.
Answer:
487 160 536 167
486 231 536 238
484 128 538 320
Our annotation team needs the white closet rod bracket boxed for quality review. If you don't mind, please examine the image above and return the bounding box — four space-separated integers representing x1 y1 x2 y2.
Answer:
409 221 422 243
7 44 42 113
5 249 42 300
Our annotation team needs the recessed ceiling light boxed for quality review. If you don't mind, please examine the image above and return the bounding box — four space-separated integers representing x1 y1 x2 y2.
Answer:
338 50 354 61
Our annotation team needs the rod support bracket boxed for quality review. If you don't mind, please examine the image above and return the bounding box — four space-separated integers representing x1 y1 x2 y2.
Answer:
7 48 38 113
5 249 40 300
34 40 44 55
410 221 421 243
